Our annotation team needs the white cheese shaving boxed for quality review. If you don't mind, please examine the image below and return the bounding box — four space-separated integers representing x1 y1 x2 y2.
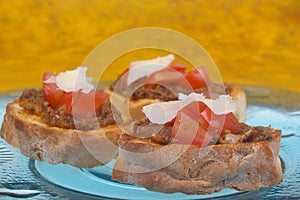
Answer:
43 66 94 93
142 92 237 124
126 54 175 85
178 93 237 115
142 101 181 124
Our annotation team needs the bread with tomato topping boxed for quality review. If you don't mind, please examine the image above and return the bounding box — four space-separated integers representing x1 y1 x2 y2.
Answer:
107 81 246 122
0 67 122 168
1 99 121 168
106 54 246 122
112 128 282 194
111 98 283 194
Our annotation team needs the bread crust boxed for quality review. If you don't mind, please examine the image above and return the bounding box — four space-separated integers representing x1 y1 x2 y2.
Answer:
0 101 121 168
112 130 283 194
227 83 247 122
106 82 247 122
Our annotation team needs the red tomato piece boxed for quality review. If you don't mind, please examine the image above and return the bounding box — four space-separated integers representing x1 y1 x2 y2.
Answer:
170 101 240 147
181 101 210 128
198 107 212 129
165 117 176 126
184 67 210 89
57 92 76 115
145 68 190 89
42 72 64 109
168 62 187 73
171 109 212 147
94 91 110 110
171 101 213 147
42 83 56 108
42 72 53 82
207 112 240 134
42 72 110 117
72 91 109 116
220 112 240 133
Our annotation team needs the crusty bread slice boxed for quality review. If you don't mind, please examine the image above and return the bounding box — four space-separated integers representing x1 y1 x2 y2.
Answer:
112 130 283 194
0 100 121 168
106 82 247 122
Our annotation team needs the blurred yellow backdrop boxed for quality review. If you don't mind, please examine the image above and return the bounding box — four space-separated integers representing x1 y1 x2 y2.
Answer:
0 0 299 92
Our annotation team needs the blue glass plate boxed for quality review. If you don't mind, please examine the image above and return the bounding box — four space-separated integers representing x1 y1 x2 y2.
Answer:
0 86 300 199
33 160 246 200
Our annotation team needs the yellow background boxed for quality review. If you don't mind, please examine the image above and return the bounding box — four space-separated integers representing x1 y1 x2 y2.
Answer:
1 0 299 92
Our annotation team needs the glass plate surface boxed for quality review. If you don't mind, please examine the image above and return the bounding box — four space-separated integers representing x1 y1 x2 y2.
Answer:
0 86 300 199
33 160 246 200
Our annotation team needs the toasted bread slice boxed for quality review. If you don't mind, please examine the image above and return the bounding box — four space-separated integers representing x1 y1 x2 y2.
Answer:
112 128 283 194
0 100 121 168
106 82 246 122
